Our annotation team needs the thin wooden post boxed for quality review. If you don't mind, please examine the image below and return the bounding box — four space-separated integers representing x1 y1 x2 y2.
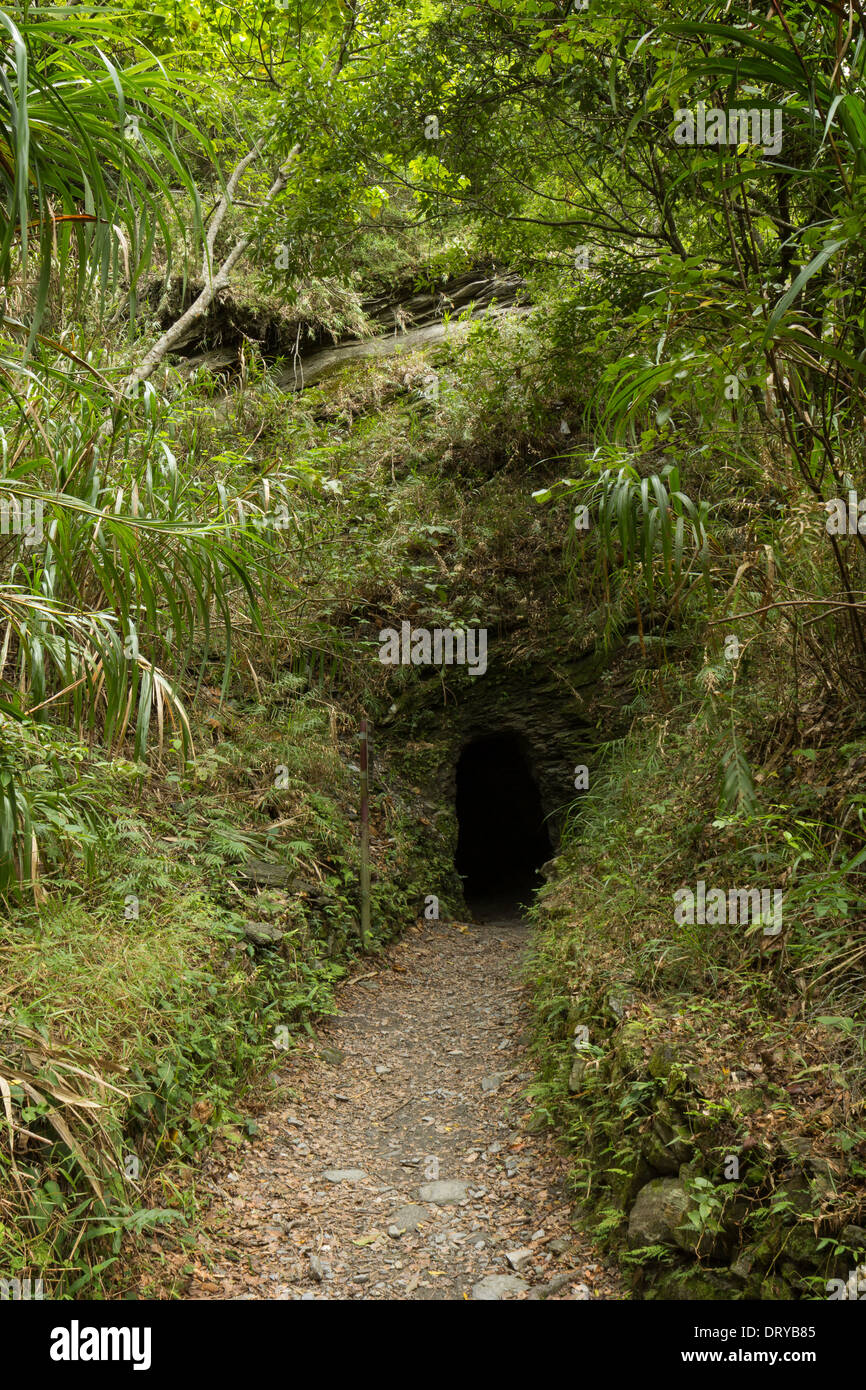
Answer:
359 716 371 951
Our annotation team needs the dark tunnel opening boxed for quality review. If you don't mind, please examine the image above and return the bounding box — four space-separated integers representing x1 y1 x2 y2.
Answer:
455 732 552 922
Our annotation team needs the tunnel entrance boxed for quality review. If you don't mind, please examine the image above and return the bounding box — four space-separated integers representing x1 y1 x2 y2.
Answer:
455 732 552 922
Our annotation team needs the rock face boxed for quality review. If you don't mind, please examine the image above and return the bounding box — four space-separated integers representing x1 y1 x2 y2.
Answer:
471 1273 528 1300
627 1178 691 1249
481 1072 510 1092
323 1168 366 1183
388 1204 429 1234
627 1176 729 1261
385 653 601 858
243 921 284 946
642 1116 692 1175
318 1046 345 1067
568 1055 588 1093
556 989 853 1299
169 268 528 382
418 1179 468 1204
648 1269 737 1301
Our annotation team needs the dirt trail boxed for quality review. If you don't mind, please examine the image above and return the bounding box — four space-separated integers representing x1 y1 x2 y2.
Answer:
185 917 620 1301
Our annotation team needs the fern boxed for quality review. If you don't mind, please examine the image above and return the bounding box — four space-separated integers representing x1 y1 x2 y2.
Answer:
719 741 757 815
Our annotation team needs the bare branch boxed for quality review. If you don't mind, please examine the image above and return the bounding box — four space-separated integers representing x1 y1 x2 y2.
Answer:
202 136 268 284
114 143 301 403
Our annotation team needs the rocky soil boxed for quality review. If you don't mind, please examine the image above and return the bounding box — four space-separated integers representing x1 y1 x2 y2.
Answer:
185 916 621 1301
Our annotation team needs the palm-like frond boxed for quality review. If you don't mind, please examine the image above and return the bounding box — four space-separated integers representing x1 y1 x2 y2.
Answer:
0 12 270 891
0 7 206 335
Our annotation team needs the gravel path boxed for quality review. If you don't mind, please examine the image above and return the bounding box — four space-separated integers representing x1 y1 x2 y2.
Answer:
185 917 621 1301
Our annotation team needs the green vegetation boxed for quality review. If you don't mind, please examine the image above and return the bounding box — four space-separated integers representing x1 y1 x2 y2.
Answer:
0 0 864 1300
